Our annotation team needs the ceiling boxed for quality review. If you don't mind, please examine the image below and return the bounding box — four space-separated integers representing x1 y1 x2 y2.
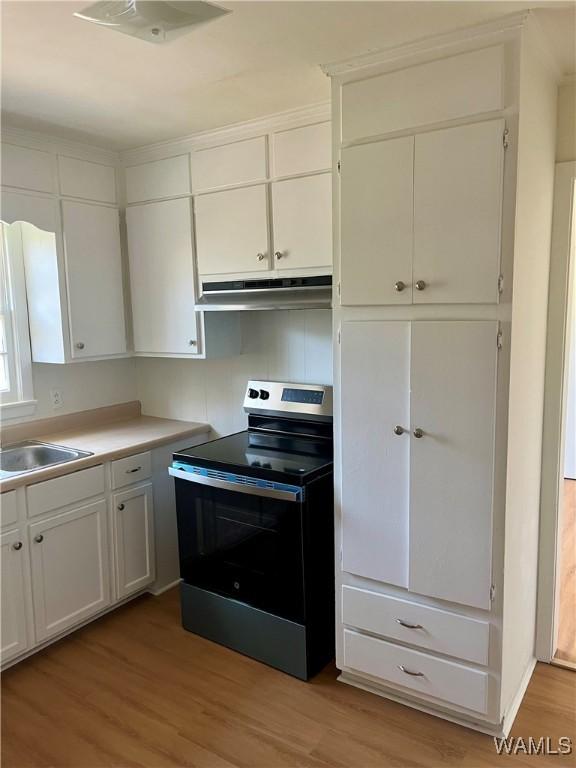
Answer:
1 1 574 150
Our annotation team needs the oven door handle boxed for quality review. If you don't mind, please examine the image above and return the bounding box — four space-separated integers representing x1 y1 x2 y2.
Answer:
169 467 302 502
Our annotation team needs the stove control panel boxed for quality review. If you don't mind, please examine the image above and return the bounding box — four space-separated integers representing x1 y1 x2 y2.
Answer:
243 380 332 420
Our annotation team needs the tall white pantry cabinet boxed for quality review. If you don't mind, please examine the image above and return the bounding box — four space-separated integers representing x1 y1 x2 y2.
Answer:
326 13 559 736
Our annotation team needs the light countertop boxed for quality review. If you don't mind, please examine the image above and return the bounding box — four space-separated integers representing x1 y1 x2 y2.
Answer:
0 414 210 492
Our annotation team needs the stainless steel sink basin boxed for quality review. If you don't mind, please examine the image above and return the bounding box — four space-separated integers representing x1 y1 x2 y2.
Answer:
0 441 93 476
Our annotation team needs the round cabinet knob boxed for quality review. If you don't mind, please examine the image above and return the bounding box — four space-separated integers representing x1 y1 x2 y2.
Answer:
12 541 23 551
413 428 424 439
75 342 85 350
259 389 270 400
118 503 125 511
248 388 259 399
275 251 284 260
256 253 266 262
34 535 44 543
415 280 426 291
394 281 406 292
393 425 405 436
188 340 196 346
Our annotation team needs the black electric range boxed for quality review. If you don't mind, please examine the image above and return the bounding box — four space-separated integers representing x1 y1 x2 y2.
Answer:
169 380 334 680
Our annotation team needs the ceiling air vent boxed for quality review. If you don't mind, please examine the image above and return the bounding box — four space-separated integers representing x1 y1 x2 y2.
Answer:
73 0 231 44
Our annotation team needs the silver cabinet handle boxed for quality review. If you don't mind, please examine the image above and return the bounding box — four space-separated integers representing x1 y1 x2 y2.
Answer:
75 342 85 350
256 253 266 261
413 428 424 439
394 281 406 292
393 426 405 436
12 541 23 551
398 665 424 677
396 619 423 629
188 340 196 346
126 467 141 474
34 535 44 543
118 503 125 511
275 251 284 260
415 280 426 291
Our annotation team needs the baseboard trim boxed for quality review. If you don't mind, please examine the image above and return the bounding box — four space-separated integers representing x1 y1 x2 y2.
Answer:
148 579 181 596
501 657 537 736
338 671 505 737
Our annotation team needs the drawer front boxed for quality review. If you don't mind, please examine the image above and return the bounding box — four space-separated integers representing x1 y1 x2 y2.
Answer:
1 491 18 528
27 466 105 518
342 586 489 665
343 629 488 714
111 452 152 489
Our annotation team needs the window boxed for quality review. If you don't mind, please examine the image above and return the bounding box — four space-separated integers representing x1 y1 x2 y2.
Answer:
0 222 36 419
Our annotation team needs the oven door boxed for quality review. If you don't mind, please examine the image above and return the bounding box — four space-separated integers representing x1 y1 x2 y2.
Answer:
171 467 305 623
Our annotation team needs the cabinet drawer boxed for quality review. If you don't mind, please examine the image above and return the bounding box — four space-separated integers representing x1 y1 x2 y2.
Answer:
111 452 152 489
343 629 488 714
27 466 105 518
1 491 18 528
342 586 489 665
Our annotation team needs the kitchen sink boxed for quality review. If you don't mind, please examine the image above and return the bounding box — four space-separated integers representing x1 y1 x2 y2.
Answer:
0 441 93 476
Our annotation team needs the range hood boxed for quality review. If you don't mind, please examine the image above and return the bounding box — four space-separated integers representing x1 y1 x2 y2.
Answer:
196 275 332 311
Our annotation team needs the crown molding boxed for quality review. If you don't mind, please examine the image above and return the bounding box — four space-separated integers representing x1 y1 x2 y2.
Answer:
120 101 331 164
321 10 531 77
0 125 120 164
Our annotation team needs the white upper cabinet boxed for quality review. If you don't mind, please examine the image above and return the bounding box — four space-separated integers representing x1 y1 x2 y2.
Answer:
272 173 332 272
1 143 55 193
413 120 504 304
192 136 267 192
341 320 410 588
341 46 503 143
195 184 270 277
409 321 497 610
125 155 191 203
272 122 331 177
61 201 127 358
340 136 414 305
58 156 117 204
339 120 504 306
126 197 199 355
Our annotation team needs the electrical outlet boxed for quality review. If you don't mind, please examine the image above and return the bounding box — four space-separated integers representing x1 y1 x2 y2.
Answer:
50 388 64 410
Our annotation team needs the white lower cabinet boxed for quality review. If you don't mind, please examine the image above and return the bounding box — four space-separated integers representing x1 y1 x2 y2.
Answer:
113 483 155 598
1 529 30 664
340 319 497 610
29 500 111 642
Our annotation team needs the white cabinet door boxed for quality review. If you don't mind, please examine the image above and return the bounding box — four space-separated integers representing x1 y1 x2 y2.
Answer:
126 198 199 355
1 529 30 664
1 143 55 193
61 201 127 358
125 155 191 203
58 156 116 204
340 137 414 305
29 500 111 642
272 174 332 272
413 120 504 304
341 321 410 587
194 185 269 276
113 483 155 599
409 321 497 609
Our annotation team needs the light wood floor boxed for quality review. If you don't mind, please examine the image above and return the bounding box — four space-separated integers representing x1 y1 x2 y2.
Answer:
556 479 576 665
2 589 575 768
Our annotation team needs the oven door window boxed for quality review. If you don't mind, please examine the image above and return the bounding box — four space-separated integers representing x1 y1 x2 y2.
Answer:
176 482 305 623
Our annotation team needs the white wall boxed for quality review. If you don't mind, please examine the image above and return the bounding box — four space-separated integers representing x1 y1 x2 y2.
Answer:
136 310 332 436
27 358 137 422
